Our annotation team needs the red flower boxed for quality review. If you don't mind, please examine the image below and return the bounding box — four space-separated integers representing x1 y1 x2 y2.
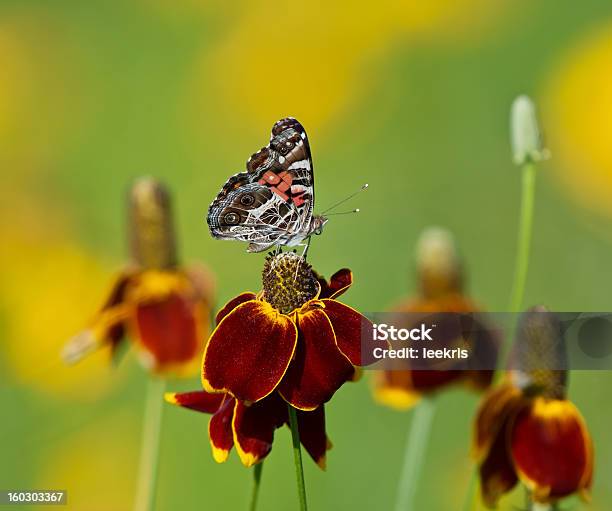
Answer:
202 252 385 411
167 252 382 467
373 228 498 409
473 307 593 507
63 178 214 374
165 390 330 468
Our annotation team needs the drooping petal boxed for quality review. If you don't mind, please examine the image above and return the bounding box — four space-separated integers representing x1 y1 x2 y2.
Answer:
100 271 134 354
215 292 257 325
511 398 593 502
296 405 331 469
203 301 297 403
62 272 133 364
317 269 353 299
133 291 200 371
321 299 380 366
164 390 225 414
409 370 464 393
479 419 519 508
209 396 236 463
473 383 524 461
463 315 500 391
232 393 288 467
327 269 353 298
278 309 354 411
372 370 422 411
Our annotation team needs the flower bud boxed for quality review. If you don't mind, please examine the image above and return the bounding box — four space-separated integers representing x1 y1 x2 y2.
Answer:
128 177 177 269
510 305 567 399
511 95 550 165
416 227 462 298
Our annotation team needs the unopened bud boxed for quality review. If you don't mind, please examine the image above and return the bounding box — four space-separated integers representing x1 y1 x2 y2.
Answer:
416 227 462 298
510 305 567 399
511 95 550 166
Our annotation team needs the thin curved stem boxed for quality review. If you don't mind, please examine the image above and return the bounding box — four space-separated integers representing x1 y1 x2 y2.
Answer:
509 162 537 313
394 399 436 511
249 462 264 511
134 377 166 511
287 404 307 511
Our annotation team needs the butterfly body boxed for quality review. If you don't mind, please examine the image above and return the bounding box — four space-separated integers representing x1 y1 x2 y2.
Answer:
207 118 326 253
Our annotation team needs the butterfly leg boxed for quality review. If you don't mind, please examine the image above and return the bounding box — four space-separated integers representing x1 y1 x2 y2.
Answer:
302 237 311 260
292 238 312 282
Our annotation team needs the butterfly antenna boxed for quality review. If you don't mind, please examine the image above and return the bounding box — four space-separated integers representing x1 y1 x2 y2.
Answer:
325 209 360 216
321 183 368 215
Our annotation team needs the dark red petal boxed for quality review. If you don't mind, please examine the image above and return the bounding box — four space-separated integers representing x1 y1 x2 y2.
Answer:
202 301 297 403
215 292 257 325
278 309 354 411
511 398 593 502
232 393 288 467
209 396 236 463
409 370 463 392
473 383 524 461
317 269 353 299
479 419 518 508
164 390 225 414
101 271 133 353
321 299 380 366
134 291 200 370
296 405 331 469
63 272 133 365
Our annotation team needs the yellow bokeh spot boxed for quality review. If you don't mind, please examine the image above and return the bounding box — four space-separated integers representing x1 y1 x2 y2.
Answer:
0 215 124 400
37 411 136 511
544 22 612 219
191 0 506 134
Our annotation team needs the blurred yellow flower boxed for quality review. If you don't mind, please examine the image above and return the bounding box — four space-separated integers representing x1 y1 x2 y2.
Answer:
0 218 124 400
544 22 612 220
190 0 506 134
37 411 136 511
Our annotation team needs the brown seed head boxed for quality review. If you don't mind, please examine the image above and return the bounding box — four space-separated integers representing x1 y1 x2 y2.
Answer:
262 252 319 314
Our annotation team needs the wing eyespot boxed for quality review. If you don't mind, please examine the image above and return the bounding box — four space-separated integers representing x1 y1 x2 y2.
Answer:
224 212 240 225
240 193 255 206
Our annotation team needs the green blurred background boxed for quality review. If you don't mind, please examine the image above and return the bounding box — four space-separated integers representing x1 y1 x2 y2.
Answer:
2 0 612 509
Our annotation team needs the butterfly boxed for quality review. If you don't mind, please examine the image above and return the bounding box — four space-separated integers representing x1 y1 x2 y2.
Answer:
207 118 327 254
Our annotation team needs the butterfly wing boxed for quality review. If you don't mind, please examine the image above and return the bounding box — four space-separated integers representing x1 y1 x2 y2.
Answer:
207 118 315 249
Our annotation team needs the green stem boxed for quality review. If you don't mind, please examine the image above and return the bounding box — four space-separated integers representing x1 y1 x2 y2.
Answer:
509 162 537 313
249 462 264 511
287 404 307 511
394 399 436 511
134 377 166 511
